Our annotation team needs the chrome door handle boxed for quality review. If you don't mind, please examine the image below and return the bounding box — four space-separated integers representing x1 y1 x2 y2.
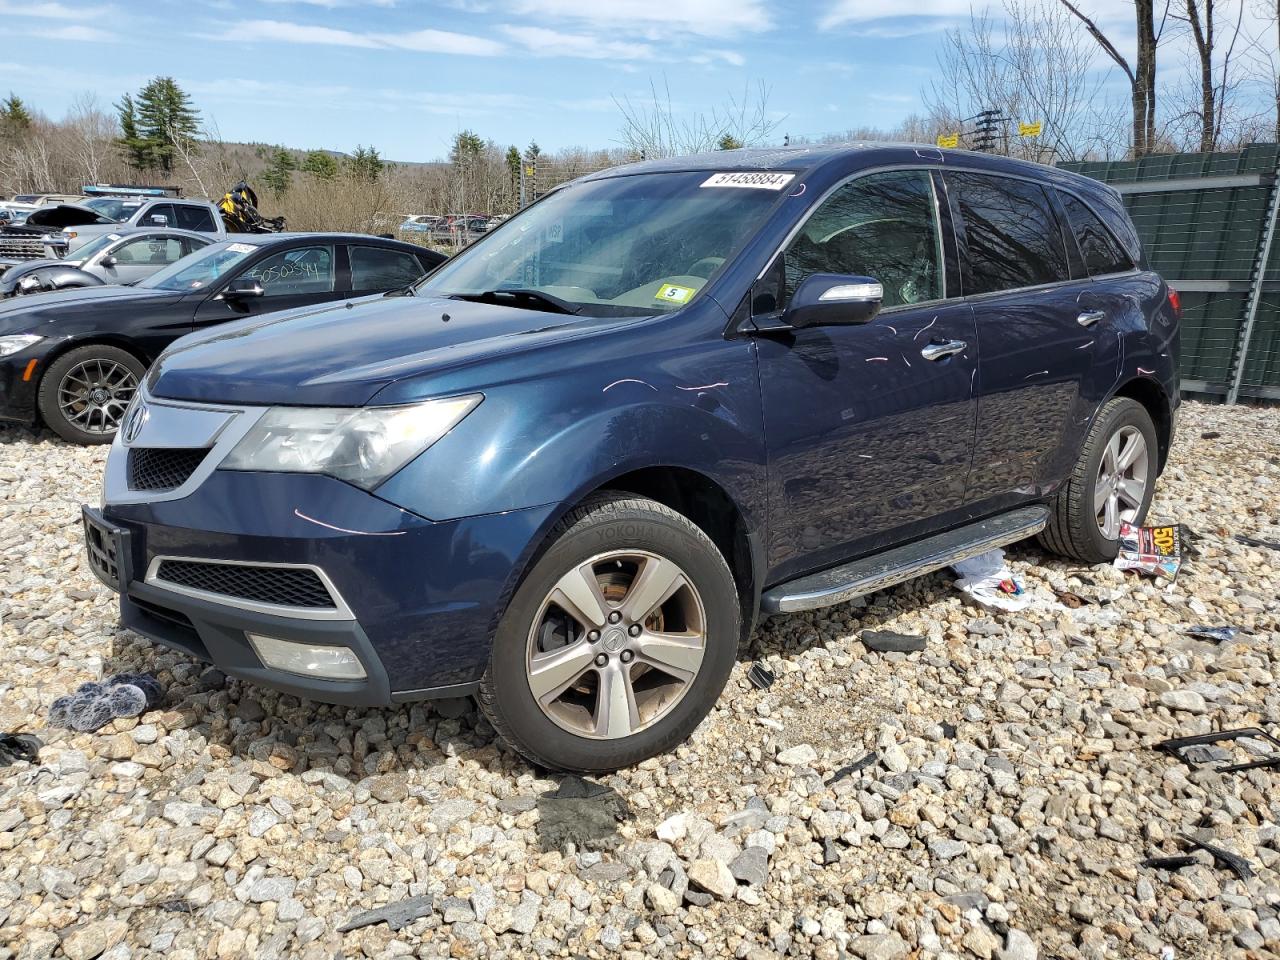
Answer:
1077 310 1106 327
920 339 967 361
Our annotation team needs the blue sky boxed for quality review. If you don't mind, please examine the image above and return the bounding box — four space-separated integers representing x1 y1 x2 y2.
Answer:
0 0 1184 161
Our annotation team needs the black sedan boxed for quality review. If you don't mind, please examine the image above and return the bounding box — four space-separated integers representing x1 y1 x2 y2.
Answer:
0 233 444 443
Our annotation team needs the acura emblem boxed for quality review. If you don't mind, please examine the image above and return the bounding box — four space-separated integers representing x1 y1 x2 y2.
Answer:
122 402 148 444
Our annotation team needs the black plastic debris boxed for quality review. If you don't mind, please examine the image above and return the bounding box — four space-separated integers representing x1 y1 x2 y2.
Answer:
859 630 926 654
1201 431 1220 440
47 673 164 733
536 775 632 853
0 733 40 768
1156 727 1280 774
747 663 775 690
154 898 194 914
1141 854 1198 871
826 752 879 786
338 894 434 933
1189 838 1254 880
1185 626 1240 643
1236 533 1280 551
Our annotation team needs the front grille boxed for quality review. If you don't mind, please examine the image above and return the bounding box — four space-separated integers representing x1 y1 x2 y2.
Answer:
0 238 48 259
127 447 208 491
154 559 336 609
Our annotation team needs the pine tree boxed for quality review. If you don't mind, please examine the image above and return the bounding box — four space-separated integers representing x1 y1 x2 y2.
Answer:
262 147 295 196
114 93 149 169
450 130 483 166
0 93 33 137
345 145 384 182
134 77 201 172
301 150 338 181
717 133 744 150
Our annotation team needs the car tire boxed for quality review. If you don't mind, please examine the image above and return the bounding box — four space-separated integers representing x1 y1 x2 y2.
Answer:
1038 397 1159 564
37 345 145 445
477 492 740 773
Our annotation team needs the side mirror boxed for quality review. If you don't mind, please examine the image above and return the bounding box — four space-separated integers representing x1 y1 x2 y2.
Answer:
222 279 264 300
99 255 116 268
784 273 883 329
148 214 168 226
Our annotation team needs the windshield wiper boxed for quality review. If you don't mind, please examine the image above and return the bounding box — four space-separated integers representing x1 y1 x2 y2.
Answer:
448 288 581 315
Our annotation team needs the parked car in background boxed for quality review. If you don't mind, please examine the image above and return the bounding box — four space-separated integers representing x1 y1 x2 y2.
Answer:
0 228 213 298
82 145 1179 772
399 215 441 234
0 233 444 442
0 196 226 263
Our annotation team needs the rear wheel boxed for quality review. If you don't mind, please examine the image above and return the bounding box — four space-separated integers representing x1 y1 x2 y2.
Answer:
37 345 144 445
478 493 740 772
1039 397 1158 563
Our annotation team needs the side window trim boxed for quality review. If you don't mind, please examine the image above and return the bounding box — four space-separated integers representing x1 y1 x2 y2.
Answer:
1045 184 1087 282
1055 186 1139 279
751 165 952 318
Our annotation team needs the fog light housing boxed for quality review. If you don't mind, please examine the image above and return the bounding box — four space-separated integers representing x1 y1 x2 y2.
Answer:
246 633 367 680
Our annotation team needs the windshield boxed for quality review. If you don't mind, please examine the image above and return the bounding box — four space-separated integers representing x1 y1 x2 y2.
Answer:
416 171 789 316
73 233 122 262
140 240 257 292
82 197 143 222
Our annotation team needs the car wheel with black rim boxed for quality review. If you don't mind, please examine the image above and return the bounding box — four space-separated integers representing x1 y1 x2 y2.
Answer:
478 492 740 773
1038 396 1159 563
37 344 145 445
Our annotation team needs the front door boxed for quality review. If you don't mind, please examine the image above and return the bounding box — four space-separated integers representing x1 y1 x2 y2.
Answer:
754 168 979 582
102 235 187 286
193 244 339 331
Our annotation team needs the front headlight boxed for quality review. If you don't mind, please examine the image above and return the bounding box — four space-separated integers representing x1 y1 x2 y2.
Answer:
222 395 482 490
0 334 42 357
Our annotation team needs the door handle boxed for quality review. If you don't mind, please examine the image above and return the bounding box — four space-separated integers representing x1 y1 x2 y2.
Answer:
920 339 967 361
1077 310 1106 327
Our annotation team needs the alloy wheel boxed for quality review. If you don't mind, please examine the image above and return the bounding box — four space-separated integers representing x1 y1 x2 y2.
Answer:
525 550 707 740
1095 425 1149 539
57 358 138 436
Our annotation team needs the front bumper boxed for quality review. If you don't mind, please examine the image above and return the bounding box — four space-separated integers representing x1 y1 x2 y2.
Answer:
91 471 555 706
0 344 50 425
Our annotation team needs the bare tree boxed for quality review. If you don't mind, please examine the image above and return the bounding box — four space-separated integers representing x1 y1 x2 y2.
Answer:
1060 0 1171 157
615 78 783 159
65 94 118 185
1172 0 1250 150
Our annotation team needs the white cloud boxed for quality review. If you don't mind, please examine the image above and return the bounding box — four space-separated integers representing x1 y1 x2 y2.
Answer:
689 48 745 66
500 25 655 60
42 24 114 40
225 19 504 55
508 0 771 37
0 1 107 18
819 0 972 29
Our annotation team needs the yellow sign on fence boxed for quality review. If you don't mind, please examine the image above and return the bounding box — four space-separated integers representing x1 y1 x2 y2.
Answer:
1019 121 1042 137
936 133 959 148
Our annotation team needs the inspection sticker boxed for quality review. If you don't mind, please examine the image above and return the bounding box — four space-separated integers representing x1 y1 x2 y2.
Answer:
227 242 256 254
655 283 695 304
700 171 795 190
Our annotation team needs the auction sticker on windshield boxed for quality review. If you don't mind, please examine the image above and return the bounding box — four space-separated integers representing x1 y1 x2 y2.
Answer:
227 243 256 254
656 283 695 304
701 172 795 190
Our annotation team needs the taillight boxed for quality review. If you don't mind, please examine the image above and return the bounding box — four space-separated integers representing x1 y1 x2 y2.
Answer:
1167 287 1181 317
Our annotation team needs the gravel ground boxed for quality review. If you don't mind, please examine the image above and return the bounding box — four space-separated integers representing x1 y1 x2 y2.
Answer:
1 401 1279 960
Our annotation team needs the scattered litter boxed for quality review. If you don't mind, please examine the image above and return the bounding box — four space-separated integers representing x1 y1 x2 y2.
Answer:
153 899 194 914
1156 727 1280 774
826 752 878 785
1141 854 1197 871
1188 838 1253 880
747 663 775 690
1114 523 1182 580
1200 431 1220 439
1185 625 1239 643
337 894 434 933
859 630 926 654
952 549 1030 612
47 674 164 733
0 733 40 768
1053 588 1088 608
1235 533 1280 551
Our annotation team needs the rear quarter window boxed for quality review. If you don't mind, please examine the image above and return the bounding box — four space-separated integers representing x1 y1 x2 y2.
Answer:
1058 190 1135 277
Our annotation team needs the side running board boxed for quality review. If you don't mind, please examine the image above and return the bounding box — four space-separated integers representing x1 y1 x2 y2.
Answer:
760 506 1049 614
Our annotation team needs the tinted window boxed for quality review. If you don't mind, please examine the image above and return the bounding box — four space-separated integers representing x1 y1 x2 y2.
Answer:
761 169 943 313
113 236 184 265
143 203 177 227
1059 190 1134 277
245 246 335 297
349 245 425 291
175 204 217 232
948 173 1070 294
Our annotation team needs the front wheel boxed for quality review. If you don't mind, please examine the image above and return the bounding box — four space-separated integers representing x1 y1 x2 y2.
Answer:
1039 396 1158 563
37 345 145 445
478 493 740 772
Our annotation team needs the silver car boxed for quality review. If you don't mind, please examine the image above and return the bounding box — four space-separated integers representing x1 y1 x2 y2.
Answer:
0 228 213 297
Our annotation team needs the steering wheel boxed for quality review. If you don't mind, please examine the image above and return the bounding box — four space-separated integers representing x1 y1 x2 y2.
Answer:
686 257 724 279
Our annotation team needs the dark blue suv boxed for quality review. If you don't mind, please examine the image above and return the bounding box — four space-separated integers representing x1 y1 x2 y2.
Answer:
84 145 1179 772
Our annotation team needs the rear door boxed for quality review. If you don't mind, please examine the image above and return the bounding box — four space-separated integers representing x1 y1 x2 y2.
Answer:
346 243 431 298
174 203 219 235
192 243 339 330
944 170 1096 516
754 168 979 581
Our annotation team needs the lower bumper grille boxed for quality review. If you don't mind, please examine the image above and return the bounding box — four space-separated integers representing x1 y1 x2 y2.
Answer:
153 559 337 610
127 447 208 492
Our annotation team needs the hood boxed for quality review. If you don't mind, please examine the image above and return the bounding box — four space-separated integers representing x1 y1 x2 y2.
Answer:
22 204 115 230
0 284 178 333
149 295 630 407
